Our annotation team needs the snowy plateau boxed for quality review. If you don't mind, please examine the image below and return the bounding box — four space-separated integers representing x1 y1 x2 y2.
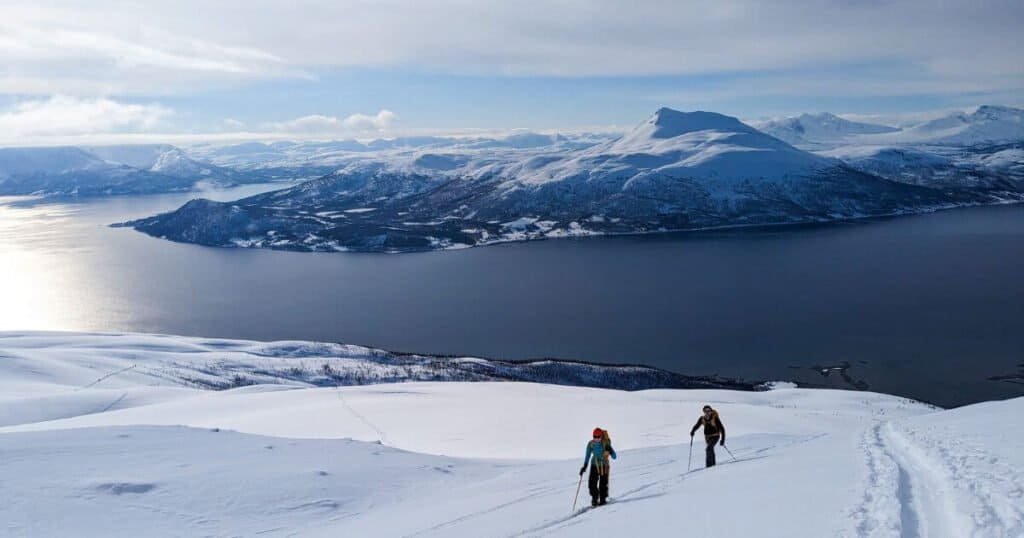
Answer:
117 106 1024 253
1 331 1022 537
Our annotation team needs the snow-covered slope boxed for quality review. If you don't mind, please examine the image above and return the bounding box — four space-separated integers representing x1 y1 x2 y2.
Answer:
0 146 108 176
511 108 833 185
753 106 1024 148
2 331 1021 537
0 145 265 197
820 143 1024 190
186 133 609 171
86 144 224 179
870 105 1024 146
752 112 899 146
0 331 749 429
0 147 199 196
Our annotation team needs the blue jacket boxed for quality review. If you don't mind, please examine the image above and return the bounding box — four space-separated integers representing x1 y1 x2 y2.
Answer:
583 439 617 468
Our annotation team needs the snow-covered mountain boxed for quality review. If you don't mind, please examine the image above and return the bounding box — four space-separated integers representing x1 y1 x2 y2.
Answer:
752 105 1024 148
0 146 198 196
821 143 1024 191
2 331 1021 537
880 105 1024 145
0 146 107 176
0 145 274 197
751 112 899 146
86 144 229 180
123 108 991 253
187 133 610 170
511 108 833 185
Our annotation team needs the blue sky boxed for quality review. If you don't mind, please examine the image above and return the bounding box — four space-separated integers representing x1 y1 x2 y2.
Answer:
0 0 1021 145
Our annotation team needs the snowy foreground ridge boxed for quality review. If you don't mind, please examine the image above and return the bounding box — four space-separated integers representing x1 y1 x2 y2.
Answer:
2 332 1023 537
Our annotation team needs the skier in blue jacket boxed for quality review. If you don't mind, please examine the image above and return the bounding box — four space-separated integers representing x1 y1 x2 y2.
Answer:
579 427 617 506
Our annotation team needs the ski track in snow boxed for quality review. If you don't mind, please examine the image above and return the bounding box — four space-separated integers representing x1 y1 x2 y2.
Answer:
335 388 391 446
76 364 138 390
855 420 1024 538
516 434 825 537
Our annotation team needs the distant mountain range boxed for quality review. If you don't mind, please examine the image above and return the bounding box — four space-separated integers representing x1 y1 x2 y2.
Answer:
883 105 1024 146
121 107 1024 253
186 133 611 169
0 144 255 197
753 105 1024 147
2 104 1021 253
751 113 899 146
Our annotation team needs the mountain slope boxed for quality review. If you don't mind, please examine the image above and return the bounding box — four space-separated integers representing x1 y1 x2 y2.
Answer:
86 144 230 180
911 105 1024 144
752 112 899 146
2 331 1022 537
0 144 280 197
0 146 107 176
510 108 833 185
124 108 966 253
0 146 197 196
0 332 751 428
876 105 1024 145
822 144 1024 191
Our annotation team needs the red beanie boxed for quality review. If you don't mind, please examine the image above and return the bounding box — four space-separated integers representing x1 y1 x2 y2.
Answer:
593 428 603 437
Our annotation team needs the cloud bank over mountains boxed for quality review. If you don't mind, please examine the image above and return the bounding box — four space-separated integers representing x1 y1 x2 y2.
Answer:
0 97 399 146
0 0 1020 143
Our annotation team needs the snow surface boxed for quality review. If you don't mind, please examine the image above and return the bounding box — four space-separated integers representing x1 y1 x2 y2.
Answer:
2 331 1022 537
878 105 1024 146
752 112 899 146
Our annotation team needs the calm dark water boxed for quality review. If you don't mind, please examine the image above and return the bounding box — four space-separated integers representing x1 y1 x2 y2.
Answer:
2 187 1022 407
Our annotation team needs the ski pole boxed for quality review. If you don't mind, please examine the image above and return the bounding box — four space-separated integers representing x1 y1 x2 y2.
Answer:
687 436 694 471
572 472 584 511
723 443 737 462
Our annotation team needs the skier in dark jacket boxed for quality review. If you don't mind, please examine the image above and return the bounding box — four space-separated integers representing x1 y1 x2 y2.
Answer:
690 405 726 467
579 427 617 506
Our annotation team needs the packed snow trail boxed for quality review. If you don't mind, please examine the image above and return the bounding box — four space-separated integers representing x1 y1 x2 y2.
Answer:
853 404 1024 538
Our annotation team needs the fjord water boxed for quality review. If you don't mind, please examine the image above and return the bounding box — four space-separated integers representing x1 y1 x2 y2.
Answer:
1 186 1022 407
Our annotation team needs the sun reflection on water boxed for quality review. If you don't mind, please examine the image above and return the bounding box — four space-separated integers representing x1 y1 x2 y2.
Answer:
0 200 80 330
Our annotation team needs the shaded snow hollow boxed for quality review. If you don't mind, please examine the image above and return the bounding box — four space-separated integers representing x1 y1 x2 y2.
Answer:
1 332 1022 537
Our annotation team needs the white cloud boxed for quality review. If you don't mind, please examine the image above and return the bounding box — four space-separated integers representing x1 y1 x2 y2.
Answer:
342 110 397 131
0 1 1021 97
0 99 401 145
0 4 296 95
0 96 171 137
222 118 247 129
271 110 396 134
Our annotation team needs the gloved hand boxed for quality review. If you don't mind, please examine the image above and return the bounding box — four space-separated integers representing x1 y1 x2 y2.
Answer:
690 432 695 438
720 439 726 446
579 466 586 476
